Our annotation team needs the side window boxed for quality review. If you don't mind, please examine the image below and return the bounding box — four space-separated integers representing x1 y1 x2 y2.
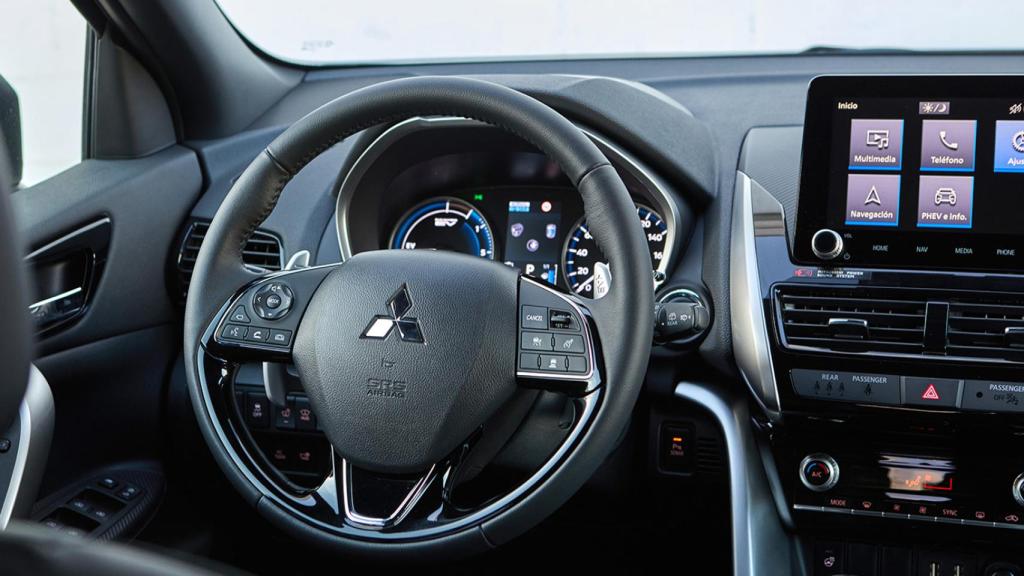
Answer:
0 0 86 186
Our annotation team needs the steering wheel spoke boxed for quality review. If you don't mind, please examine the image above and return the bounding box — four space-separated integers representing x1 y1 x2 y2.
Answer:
516 277 602 396
203 265 337 363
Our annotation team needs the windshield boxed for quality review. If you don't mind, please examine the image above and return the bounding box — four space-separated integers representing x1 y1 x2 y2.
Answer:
216 0 1023 66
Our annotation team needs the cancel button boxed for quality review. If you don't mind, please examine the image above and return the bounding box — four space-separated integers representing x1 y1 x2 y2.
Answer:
962 380 1024 413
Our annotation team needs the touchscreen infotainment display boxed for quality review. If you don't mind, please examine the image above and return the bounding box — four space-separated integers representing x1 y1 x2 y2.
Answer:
795 76 1024 271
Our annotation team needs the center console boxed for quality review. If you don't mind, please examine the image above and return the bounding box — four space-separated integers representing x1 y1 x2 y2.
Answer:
738 76 1024 575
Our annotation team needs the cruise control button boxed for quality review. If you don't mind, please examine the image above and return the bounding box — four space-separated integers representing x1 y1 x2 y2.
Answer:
220 324 247 341
245 327 269 343
521 306 548 330
549 309 579 331
521 331 553 351
567 355 587 373
554 333 585 354
519 353 540 371
903 377 960 408
269 329 292 347
229 305 251 323
962 380 1024 413
539 355 567 372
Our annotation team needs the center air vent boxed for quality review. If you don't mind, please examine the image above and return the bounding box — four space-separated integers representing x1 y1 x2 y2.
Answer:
776 284 1024 362
775 285 927 355
947 296 1024 361
176 220 283 301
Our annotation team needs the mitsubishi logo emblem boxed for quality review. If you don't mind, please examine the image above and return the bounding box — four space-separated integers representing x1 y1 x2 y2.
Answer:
360 284 425 343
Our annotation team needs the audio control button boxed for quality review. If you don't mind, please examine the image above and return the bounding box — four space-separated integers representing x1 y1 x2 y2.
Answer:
1012 473 1024 508
800 454 839 492
811 229 844 260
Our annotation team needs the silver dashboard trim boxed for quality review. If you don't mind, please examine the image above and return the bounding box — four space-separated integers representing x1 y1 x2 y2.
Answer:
0 366 54 528
333 116 681 288
730 171 781 419
24 217 111 262
674 381 795 576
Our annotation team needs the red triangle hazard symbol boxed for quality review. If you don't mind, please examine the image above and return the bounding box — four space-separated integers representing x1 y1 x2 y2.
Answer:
921 384 941 401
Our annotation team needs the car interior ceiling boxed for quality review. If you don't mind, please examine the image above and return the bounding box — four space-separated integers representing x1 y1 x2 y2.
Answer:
4 1 1024 575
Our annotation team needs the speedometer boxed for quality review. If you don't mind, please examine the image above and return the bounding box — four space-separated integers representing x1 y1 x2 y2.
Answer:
562 204 667 297
390 197 495 259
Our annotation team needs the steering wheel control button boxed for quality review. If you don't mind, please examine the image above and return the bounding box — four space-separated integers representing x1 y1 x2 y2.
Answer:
521 305 548 329
902 376 961 408
539 354 568 372
567 355 588 373
800 454 840 492
548 309 579 331
229 305 252 323
521 331 554 351
244 327 270 343
269 329 292 347
519 353 541 370
554 333 584 354
220 324 247 341
253 282 294 320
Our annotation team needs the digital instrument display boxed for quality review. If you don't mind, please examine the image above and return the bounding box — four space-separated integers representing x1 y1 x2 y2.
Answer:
795 76 1024 271
389 187 666 291
503 199 563 285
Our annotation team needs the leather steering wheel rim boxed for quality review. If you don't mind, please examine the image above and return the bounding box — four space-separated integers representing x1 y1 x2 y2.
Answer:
183 76 654 559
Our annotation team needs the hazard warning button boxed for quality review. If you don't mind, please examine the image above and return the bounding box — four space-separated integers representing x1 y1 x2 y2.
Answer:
903 377 961 408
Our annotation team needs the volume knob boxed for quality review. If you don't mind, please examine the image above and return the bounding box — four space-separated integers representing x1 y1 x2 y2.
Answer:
811 229 844 261
800 453 840 492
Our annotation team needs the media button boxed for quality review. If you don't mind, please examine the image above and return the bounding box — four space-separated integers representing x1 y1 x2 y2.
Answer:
917 175 973 229
994 120 1024 173
845 174 900 227
849 119 904 170
921 119 976 171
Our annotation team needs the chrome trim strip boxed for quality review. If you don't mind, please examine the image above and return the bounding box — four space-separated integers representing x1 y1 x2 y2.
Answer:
0 366 54 528
334 116 681 283
341 459 440 530
25 217 111 261
28 286 82 312
730 171 781 419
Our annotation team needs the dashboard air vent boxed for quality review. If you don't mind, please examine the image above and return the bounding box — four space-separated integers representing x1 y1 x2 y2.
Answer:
177 220 283 301
775 285 927 355
947 295 1024 361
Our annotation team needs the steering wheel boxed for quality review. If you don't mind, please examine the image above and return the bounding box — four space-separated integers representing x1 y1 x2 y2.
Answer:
183 76 654 558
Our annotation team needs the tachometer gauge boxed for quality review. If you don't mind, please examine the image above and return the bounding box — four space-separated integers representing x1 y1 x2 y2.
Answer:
563 204 667 297
390 197 495 259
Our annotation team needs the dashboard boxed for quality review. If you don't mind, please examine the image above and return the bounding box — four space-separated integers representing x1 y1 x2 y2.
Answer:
334 117 690 297
179 62 1024 574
